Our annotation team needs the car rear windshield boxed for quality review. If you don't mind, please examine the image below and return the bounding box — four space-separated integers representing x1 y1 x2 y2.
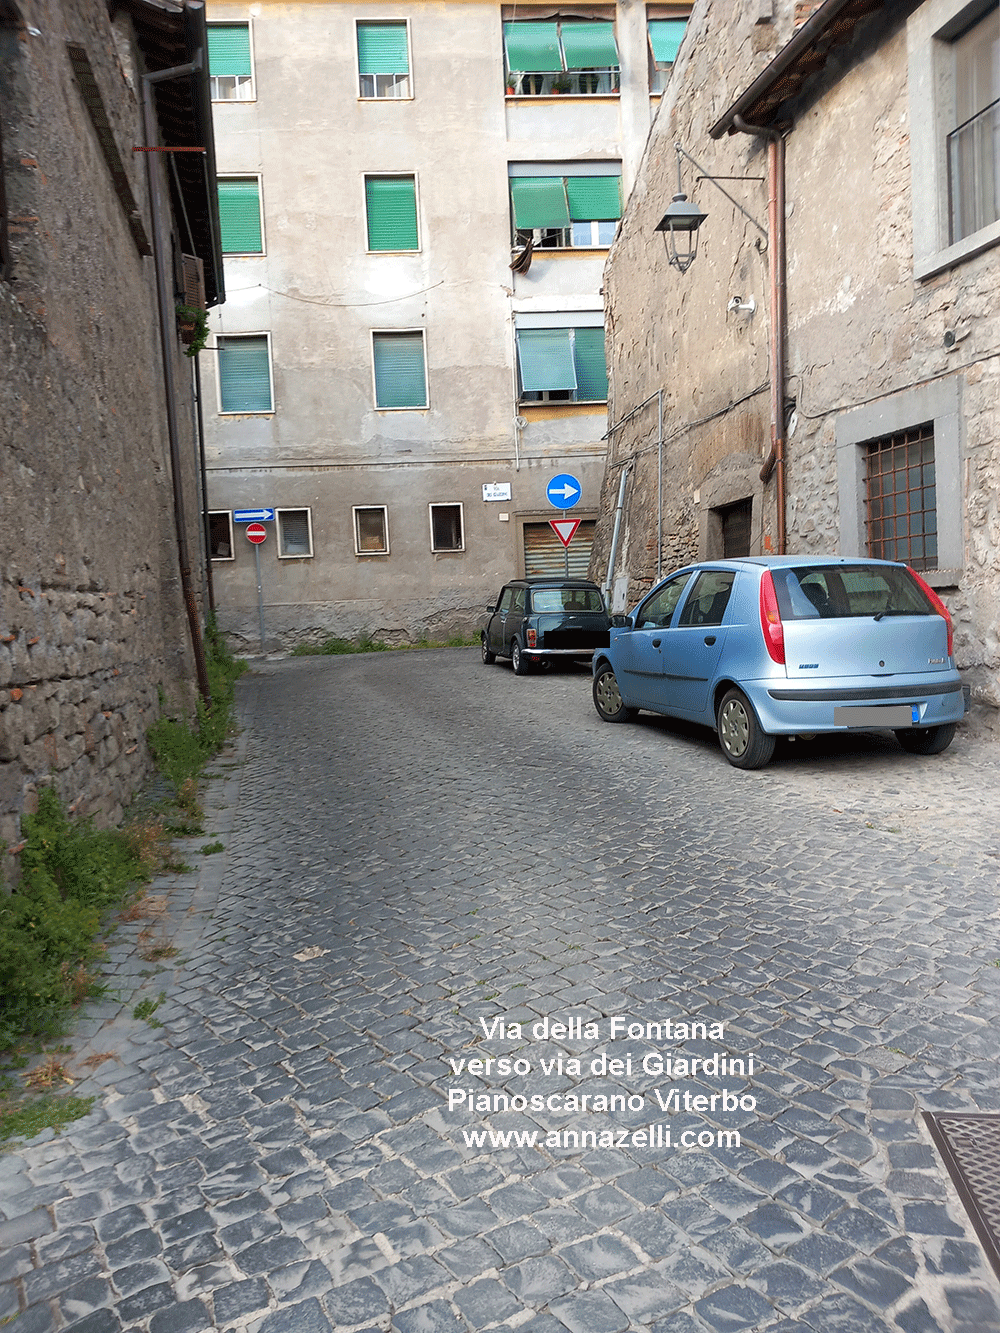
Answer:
532 588 604 613
771 565 935 620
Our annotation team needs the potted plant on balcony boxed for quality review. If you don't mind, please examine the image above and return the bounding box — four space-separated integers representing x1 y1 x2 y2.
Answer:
550 74 571 93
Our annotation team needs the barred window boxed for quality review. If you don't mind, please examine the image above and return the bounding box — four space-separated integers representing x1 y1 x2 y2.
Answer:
865 424 937 569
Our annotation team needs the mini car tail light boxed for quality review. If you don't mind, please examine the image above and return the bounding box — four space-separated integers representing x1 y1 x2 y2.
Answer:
526 627 537 648
908 568 954 658
759 570 785 664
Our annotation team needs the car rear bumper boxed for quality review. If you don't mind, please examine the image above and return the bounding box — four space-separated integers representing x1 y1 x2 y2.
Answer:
742 674 965 734
526 647 602 660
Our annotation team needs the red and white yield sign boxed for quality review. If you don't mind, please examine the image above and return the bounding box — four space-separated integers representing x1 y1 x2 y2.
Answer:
549 518 581 548
245 522 268 544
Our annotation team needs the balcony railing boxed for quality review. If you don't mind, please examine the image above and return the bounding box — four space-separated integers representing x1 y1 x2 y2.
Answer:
506 69 620 96
948 97 999 242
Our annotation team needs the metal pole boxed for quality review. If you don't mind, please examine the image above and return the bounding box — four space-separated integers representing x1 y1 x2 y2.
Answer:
254 543 266 653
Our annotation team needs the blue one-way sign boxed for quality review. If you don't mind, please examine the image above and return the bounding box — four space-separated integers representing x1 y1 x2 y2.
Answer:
546 474 582 509
233 508 275 522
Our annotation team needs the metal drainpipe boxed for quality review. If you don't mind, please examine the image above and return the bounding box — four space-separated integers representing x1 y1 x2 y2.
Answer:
141 63 212 706
603 463 632 606
733 115 786 556
656 388 664 580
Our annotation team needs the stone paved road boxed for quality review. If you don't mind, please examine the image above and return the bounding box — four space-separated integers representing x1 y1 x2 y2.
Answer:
3 649 1000 1333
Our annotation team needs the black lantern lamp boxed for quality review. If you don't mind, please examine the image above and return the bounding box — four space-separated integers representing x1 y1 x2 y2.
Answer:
655 143 708 273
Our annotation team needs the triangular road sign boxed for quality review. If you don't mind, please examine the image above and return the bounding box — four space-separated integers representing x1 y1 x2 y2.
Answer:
549 518 581 548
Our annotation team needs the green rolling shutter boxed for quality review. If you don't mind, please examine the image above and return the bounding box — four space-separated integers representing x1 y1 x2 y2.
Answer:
504 21 562 72
207 25 252 78
366 177 418 251
573 327 608 401
357 22 409 75
517 329 577 392
510 178 570 229
218 337 271 412
560 21 619 69
566 176 622 221
648 19 687 64
373 333 427 408
218 178 262 253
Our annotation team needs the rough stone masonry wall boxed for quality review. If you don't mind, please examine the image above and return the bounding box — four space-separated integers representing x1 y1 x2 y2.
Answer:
1 0 202 872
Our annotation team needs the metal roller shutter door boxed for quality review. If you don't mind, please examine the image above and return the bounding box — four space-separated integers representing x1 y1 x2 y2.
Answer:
524 521 594 578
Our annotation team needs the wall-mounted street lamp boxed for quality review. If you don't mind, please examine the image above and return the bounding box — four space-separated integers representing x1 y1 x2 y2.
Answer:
655 143 767 274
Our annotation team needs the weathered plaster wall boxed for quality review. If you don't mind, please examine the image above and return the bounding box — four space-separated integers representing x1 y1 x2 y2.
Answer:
1 0 203 867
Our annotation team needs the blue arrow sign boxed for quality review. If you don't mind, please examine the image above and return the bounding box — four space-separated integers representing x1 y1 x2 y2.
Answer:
233 508 275 522
546 474 582 509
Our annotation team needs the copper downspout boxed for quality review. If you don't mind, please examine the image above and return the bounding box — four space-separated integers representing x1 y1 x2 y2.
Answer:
734 116 786 555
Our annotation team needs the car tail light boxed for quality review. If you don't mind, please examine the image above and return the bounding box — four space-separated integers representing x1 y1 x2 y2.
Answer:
908 568 954 658
759 570 785 664
526 627 537 648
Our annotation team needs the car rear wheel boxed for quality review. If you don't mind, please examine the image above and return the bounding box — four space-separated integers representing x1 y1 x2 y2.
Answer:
717 688 776 769
593 664 635 723
481 635 496 665
511 640 531 675
894 722 956 755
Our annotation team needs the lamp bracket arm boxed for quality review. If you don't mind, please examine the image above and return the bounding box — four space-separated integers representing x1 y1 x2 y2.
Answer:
674 142 768 238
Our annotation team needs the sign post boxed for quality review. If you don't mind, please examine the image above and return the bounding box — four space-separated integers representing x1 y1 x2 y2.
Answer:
245 523 268 652
546 474 582 577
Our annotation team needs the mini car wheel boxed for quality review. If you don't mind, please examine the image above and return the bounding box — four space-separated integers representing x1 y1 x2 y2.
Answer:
894 722 956 755
481 634 496 665
593 664 635 723
511 640 531 675
717 687 776 769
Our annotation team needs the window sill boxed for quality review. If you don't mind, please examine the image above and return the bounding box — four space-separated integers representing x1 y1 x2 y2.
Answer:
218 411 275 417
914 219 1000 282
920 568 962 591
374 406 429 413
367 249 421 256
512 246 611 257
223 252 266 259
211 97 257 105
504 92 620 101
355 551 390 558
358 94 415 102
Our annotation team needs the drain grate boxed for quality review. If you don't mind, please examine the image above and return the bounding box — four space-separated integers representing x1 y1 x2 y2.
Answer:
924 1112 1000 1279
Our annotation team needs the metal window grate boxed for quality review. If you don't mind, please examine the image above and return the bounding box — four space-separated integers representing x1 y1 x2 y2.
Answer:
923 1112 1000 1280
865 424 937 569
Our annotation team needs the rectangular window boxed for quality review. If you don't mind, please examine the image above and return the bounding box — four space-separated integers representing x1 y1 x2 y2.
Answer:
209 511 234 560
516 325 608 402
217 335 273 414
207 24 254 101
365 175 418 251
504 18 619 94
277 508 314 558
218 177 263 255
509 171 622 247
647 17 687 92
865 424 937 569
430 504 464 552
948 8 999 242
372 331 427 408
357 20 411 98
354 505 389 554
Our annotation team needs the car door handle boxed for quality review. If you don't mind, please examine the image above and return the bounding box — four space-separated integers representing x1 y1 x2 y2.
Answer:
704 635 716 645
651 638 661 648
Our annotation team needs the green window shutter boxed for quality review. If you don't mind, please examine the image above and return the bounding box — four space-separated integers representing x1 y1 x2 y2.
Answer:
510 178 570 229
566 176 622 221
648 18 687 64
218 336 271 412
517 329 577 392
207 25 252 78
560 21 619 70
504 21 562 72
357 22 409 75
373 333 427 408
217 178 262 254
366 177 418 251
573 327 608 401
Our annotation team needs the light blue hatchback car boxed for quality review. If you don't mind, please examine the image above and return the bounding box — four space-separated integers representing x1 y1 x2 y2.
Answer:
592 557 965 769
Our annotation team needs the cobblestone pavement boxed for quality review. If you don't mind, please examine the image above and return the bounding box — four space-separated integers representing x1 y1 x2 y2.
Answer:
3 649 1000 1333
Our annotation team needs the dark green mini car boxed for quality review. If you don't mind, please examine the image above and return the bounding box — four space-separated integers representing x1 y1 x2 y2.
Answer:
481 578 611 675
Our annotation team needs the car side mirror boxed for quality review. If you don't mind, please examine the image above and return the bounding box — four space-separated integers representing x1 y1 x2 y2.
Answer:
486 605 496 614
610 613 632 629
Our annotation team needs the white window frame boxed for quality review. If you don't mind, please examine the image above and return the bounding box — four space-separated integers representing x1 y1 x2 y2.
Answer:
353 505 390 556
364 172 420 253
217 173 266 257
429 503 465 553
276 507 314 559
214 331 275 416
208 20 256 103
907 0 1000 279
208 510 235 561
370 328 429 411
355 18 413 101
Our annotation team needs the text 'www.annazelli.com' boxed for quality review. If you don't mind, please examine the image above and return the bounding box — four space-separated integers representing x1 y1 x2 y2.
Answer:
461 1125 741 1151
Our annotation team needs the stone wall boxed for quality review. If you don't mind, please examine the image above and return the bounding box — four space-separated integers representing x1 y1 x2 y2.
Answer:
1 0 204 870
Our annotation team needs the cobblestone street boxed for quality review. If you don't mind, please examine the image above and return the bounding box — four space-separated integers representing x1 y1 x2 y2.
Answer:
3 648 1000 1333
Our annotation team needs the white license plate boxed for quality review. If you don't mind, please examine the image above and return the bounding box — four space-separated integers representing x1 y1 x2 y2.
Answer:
834 704 920 727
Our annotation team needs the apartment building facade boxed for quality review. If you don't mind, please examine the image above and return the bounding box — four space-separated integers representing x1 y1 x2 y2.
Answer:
202 0 687 647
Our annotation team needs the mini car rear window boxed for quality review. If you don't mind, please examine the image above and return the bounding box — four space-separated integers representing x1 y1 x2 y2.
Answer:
531 588 605 613
772 565 934 620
